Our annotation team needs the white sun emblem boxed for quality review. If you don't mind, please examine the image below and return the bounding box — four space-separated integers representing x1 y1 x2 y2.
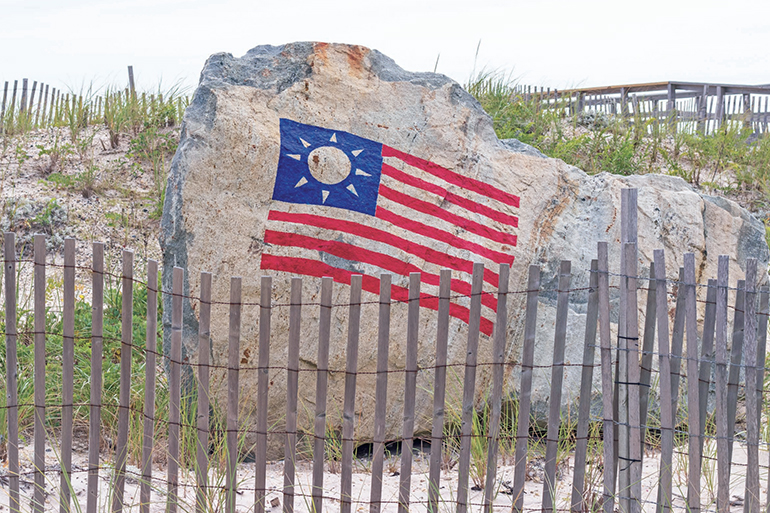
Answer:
285 133 371 203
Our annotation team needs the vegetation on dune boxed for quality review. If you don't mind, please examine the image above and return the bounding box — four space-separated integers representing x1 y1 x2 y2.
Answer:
467 72 770 215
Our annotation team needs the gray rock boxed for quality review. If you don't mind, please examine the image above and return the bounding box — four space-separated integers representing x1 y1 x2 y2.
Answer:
161 42 769 455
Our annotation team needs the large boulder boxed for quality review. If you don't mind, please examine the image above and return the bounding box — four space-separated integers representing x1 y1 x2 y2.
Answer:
161 42 769 455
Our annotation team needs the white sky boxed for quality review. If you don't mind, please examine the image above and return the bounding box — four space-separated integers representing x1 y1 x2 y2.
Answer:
1 0 769 97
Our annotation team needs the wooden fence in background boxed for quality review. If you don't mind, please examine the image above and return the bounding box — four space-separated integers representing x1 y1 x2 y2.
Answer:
0 67 184 135
515 81 770 136
2 188 770 513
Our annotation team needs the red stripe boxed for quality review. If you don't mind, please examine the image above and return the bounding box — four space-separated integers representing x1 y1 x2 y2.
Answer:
268 210 500 287
378 185 518 247
260 254 495 336
382 163 519 228
263 230 498 311
376 207 514 268
382 145 520 208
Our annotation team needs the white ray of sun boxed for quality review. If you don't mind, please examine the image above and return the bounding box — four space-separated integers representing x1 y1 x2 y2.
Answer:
355 169 371 177
346 184 359 197
287 154 301 160
322 190 330 203
351 149 363 157
295 177 308 188
300 138 311 148
330 133 337 143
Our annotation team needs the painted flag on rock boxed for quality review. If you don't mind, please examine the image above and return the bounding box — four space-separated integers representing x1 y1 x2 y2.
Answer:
261 118 519 336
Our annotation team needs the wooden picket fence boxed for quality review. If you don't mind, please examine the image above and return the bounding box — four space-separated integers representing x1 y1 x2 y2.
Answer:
515 81 770 135
0 68 186 136
2 188 770 513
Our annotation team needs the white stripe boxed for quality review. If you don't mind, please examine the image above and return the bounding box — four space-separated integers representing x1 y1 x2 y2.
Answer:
383 155 520 222
261 244 498 319
267 202 509 271
380 171 518 238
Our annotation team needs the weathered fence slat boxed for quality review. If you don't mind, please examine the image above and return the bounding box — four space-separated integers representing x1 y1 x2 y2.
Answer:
33 235 45 513
571 259 599 512
59 238 75 513
20 79 27 114
398 273 421 513
654 250 673 513
657 266 685 510
743 259 759 513
672 268 687 396
111 250 134 513
715 255 730 513
141 260 159 513
341 275 362 513
758 286 770 513
684 253 701 513
226 276 242 513
512 265 541 513
639 263 657 444
4 233 19 513
428 270 451 513
726 280 746 465
87 242 104 513
167 266 183 513
698 279 717 459
542 260 571 513
617 188 638 513
456 263 485 513
284 278 303 513
255 275 271 513
623 242 642 513
369 274 391 513
483 263 510 512
598 243 615 513
196 272 212 513
312 277 333 513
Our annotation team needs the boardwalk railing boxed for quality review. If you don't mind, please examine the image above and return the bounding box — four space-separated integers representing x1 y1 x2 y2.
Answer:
514 81 770 135
2 188 770 512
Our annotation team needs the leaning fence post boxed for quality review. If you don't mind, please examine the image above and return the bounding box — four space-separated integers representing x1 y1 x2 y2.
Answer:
456 263 485 513
369 274 392 513
483 263 510 513
312 277 333 513
654 250 674 513
743 259 760 513
397 273 421 513
428 270 451 513
341 275 362 513
726 280 746 465
698 279 717 460
284 278 302 513
683 253 701 513
542 261 571 513
571 259 599 513
598 243 615 513
715 255 730 513
512 265 541 513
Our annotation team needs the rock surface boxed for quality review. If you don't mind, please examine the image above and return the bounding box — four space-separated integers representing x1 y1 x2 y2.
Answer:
161 42 769 455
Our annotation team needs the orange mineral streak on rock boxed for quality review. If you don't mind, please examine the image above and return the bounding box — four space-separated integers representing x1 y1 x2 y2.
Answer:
312 42 329 64
346 45 369 77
